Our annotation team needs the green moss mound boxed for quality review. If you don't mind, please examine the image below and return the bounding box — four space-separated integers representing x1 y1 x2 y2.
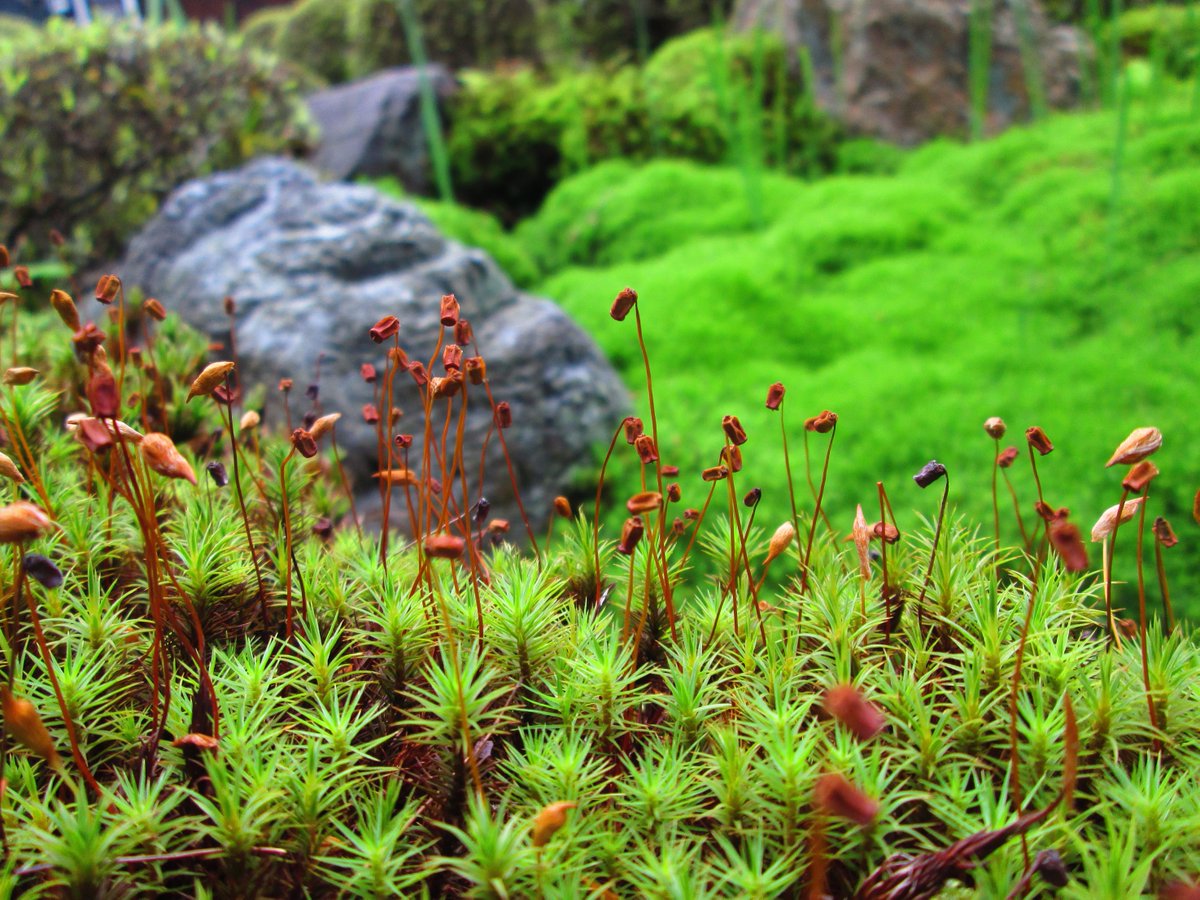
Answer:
274 0 352 84
524 88 1200 617
1111 4 1200 78
0 290 1197 894
449 27 840 223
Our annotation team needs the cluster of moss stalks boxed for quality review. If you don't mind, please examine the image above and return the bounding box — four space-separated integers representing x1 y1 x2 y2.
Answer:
0 254 1197 898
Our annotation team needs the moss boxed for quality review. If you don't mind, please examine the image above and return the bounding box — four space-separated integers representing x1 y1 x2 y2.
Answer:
238 5 293 51
276 0 352 84
448 28 841 223
0 17 314 264
1111 4 1200 77
523 87 1200 615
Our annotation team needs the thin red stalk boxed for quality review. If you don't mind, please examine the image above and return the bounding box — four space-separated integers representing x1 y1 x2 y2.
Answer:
678 480 719 575
1133 487 1159 750
621 551 638 640
1009 569 1039 819
1027 446 1049 583
19 553 101 795
915 474 950 626
379 338 400 567
724 469 739 638
329 427 361 536
800 423 836 599
114 283 128 413
0 397 51 513
779 405 802 576
877 482 892 625
991 436 1001 557
1002 468 1031 553
481 380 540 565
220 397 267 624
592 421 625 607
1154 537 1175 633
1105 488 1130 647
279 447 298 640
632 305 673 633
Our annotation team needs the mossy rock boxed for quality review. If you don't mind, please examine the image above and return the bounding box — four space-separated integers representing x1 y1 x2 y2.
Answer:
346 0 540 78
551 0 735 63
276 0 353 84
1111 4 1200 78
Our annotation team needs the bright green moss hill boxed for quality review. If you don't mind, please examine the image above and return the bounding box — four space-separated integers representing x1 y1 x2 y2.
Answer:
507 86 1200 617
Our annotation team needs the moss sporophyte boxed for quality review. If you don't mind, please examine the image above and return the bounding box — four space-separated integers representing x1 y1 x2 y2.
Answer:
0 258 1196 895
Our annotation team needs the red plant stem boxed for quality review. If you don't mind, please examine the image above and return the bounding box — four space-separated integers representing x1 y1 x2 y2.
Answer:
621 548 640 641
1105 488 1130 647
379 338 400 567
7 295 15 367
481 380 540 565
328 427 361 535
449 392 486 641
1008 562 1040 830
800 423 836 600
19 552 101 795
916 474 950 627
739 500 767 645
1133 487 1159 750
779 405 802 576
279 447 298 640
807 814 828 900
632 305 674 633
991 436 1001 558
114 283 128 411
0 394 51 513
110 430 168 732
724 462 740 638
1027 446 1049 582
1154 537 1175 633
282 388 292 434
802 432 833 530
1002 468 1031 553
877 482 892 624
678 480 719 575
220 397 267 624
592 421 625 607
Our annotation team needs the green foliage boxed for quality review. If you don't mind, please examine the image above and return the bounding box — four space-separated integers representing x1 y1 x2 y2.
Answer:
1043 0 1159 23
4 93 1200 890
274 0 352 84
447 66 569 223
262 0 540 84
539 0 735 65
0 13 36 52
0 18 314 264
237 4 293 53
1111 4 1200 78
449 28 841 223
523 85 1200 617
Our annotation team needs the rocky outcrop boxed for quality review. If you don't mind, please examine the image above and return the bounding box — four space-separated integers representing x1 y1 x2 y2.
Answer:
121 157 629 531
306 65 457 192
733 0 1086 144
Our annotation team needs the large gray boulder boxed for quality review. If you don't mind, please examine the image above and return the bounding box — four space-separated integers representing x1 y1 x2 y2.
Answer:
121 157 629 531
733 0 1085 145
306 66 457 192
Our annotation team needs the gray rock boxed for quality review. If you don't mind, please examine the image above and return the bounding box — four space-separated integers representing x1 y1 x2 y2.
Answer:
121 157 629 533
306 66 457 191
733 0 1086 145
